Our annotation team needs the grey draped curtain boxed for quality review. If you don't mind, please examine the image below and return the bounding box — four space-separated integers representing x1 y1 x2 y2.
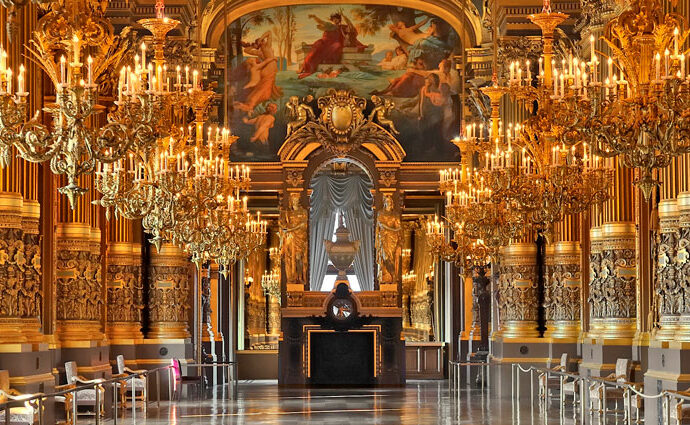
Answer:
309 172 374 291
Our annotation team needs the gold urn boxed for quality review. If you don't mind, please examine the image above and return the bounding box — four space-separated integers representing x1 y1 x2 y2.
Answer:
324 215 360 282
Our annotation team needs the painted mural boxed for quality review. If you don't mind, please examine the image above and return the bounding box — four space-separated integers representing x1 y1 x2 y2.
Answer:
225 5 462 162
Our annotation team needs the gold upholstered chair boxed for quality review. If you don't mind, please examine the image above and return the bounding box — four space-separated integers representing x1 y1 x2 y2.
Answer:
0 370 40 425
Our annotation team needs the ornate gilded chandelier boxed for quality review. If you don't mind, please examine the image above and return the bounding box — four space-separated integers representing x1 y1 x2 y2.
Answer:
580 0 689 199
0 0 137 208
425 215 490 273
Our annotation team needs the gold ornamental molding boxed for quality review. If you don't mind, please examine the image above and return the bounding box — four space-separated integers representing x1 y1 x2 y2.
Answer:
0 192 23 229
278 90 405 162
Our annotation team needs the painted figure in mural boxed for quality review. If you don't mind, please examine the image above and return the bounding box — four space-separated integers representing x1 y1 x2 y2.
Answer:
298 12 366 78
369 95 399 134
377 46 409 71
286 95 315 136
242 103 278 144
234 32 282 113
280 193 308 284
371 57 430 97
376 194 402 284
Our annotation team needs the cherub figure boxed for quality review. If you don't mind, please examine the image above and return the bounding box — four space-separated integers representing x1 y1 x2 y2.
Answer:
285 95 315 136
369 95 399 134
243 103 278 144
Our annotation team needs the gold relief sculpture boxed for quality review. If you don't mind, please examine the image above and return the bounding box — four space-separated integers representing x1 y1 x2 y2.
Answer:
544 242 581 339
56 249 103 321
282 89 400 156
279 193 307 285
588 223 637 338
497 243 539 338
106 264 143 323
654 199 681 339
676 193 690 339
285 95 315 137
147 243 190 339
375 194 402 285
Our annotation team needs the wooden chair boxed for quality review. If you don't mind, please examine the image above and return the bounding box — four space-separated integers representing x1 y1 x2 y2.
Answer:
538 353 569 403
64 362 105 419
589 358 633 418
170 359 206 401
0 370 40 425
113 355 147 411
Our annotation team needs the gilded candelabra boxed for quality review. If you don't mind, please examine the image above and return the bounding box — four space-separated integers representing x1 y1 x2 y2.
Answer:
0 0 137 208
425 216 490 274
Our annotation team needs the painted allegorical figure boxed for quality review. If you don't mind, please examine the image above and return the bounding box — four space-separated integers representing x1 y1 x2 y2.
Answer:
298 12 366 78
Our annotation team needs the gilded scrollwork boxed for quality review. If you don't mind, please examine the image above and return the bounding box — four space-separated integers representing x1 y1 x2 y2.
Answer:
0 227 42 319
679 207 690 313
656 217 681 317
106 263 143 323
545 262 581 321
497 263 539 322
148 265 190 323
590 245 636 319
56 249 103 321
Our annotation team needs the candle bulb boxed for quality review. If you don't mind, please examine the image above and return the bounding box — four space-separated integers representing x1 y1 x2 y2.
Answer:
526 60 531 83
141 43 146 70
72 34 80 64
60 55 66 86
17 64 24 95
590 34 595 64
656 52 661 81
87 56 93 86
607 57 613 80
665 49 670 77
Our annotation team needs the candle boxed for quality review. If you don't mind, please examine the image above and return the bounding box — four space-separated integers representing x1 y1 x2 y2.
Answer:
193 70 198 88
0 49 6 75
674 27 679 56
656 52 661 81
17 64 24 95
72 34 81 64
185 66 189 86
510 62 515 81
590 34 595 64
538 56 543 77
553 69 558 96
560 73 565 97
60 55 66 86
526 60 531 83
87 56 93 86
607 57 613 80
141 43 146 70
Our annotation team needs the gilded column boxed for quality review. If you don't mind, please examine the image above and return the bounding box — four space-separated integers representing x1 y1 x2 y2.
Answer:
496 235 539 338
544 215 581 340
587 163 637 339
676 153 690 339
147 243 191 339
105 217 143 342
0 3 42 345
654 159 681 340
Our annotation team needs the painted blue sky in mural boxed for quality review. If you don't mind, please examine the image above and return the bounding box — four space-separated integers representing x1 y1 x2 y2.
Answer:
226 4 462 162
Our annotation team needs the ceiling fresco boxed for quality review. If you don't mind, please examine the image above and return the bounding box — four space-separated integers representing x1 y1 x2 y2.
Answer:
224 4 463 162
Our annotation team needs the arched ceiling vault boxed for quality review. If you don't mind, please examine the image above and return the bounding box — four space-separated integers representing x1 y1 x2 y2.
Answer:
201 0 484 51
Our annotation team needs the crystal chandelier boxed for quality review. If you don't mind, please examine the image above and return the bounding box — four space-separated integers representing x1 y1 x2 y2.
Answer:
0 0 138 208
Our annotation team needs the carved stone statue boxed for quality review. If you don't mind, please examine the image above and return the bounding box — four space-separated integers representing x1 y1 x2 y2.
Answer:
285 95 315 136
280 193 308 284
376 194 402 284
369 95 399 134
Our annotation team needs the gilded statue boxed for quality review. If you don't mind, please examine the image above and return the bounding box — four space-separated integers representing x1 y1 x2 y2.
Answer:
280 193 308 284
376 194 402 284
285 95 315 136
369 95 399 134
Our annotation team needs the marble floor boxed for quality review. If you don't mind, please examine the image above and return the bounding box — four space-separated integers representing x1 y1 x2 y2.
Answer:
99 380 631 425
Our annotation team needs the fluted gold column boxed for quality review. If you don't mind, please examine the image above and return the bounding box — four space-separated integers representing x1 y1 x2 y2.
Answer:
147 243 191 339
496 231 539 338
588 163 637 339
105 217 143 342
544 215 581 340
0 3 42 345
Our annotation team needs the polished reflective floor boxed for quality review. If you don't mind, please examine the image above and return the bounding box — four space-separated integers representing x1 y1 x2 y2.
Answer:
102 380 631 424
